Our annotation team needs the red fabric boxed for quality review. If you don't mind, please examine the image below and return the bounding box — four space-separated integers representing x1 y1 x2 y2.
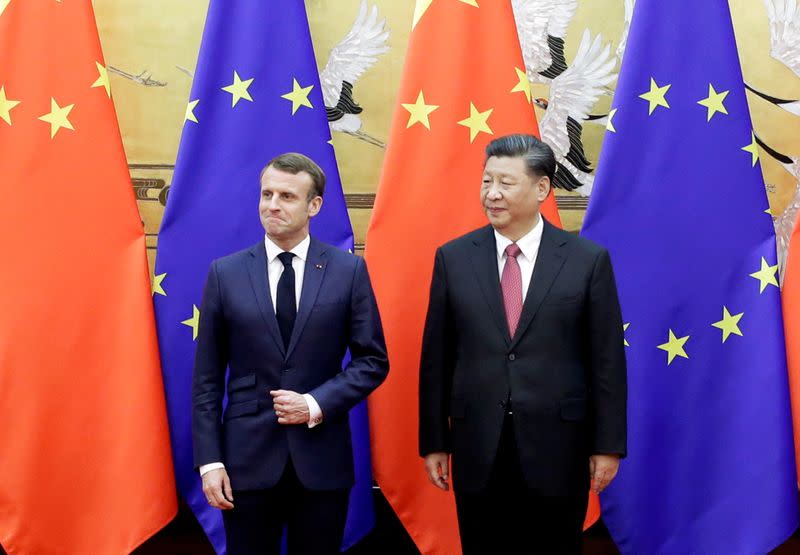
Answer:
0 2 176 553
783 208 800 483
364 2 600 553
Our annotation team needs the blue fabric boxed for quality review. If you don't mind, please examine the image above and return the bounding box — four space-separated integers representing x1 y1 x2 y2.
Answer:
153 1 374 552
581 1 799 553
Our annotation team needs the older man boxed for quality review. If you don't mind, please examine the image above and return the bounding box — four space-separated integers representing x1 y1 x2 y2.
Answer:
419 135 627 554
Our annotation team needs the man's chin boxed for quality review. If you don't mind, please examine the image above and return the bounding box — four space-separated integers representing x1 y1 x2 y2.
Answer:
485 213 506 227
265 222 285 233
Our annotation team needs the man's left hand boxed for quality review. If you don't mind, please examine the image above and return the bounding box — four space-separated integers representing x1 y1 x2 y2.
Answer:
589 454 620 494
270 389 309 425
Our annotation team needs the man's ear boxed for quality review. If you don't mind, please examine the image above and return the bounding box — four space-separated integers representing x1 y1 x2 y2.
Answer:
537 176 552 201
308 196 323 217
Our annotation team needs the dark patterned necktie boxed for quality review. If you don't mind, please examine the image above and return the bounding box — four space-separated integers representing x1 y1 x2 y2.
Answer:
276 252 296 349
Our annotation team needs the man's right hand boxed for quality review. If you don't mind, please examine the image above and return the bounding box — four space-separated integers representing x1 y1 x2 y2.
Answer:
202 468 234 510
424 452 450 491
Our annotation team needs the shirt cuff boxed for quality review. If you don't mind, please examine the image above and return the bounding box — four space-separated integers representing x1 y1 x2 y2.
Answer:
304 393 323 428
199 462 225 476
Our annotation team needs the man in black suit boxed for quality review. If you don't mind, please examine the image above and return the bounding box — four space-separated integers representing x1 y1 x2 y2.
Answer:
419 135 627 554
192 153 389 554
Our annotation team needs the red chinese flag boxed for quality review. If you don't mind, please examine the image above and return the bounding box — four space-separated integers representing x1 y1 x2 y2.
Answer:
0 2 176 553
364 2 596 553
783 210 800 481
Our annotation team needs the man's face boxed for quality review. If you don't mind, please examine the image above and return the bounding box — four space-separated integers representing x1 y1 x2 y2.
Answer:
481 156 550 238
259 166 322 244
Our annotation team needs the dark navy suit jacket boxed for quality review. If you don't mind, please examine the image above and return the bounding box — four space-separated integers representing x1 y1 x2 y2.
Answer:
192 237 388 491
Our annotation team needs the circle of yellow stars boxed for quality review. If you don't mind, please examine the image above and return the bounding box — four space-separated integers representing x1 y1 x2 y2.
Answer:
609 78 759 168
606 76 778 366
180 71 318 127
629 253 777 365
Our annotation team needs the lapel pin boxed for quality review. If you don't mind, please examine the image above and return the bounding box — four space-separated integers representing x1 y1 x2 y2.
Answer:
315 264 323 269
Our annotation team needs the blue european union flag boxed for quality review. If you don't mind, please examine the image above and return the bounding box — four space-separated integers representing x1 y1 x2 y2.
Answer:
153 2 374 552
581 1 799 553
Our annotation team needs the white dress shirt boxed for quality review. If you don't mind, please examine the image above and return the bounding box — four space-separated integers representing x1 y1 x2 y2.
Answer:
494 215 544 301
199 234 323 477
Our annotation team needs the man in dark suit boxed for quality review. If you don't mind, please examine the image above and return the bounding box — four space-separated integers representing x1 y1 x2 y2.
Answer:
192 153 389 555
419 135 627 554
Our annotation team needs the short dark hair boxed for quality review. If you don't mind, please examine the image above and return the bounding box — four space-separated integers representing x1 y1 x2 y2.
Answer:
485 134 556 182
260 152 326 200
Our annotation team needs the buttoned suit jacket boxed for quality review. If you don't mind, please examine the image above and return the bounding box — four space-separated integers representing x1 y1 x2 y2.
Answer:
419 220 627 495
192 238 389 491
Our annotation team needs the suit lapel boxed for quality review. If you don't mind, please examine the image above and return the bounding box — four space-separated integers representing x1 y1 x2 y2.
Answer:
246 242 286 356
285 237 327 359
510 220 568 349
469 225 511 345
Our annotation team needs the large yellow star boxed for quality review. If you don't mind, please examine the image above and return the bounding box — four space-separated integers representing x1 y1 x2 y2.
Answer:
742 132 759 167
0 86 20 125
749 257 779 293
185 99 199 124
511 67 532 103
281 78 314 115
711 306 743 343
623 322 630 347
38 98 75 138
92 61 111 97
0 0 10 17
152 273 167 297
181 304 200 340
697 84 728 121
222 71 254 108
458 102 493 143
639 78 671 115
401 90 439 129
657 329 690 365
606 108 618 133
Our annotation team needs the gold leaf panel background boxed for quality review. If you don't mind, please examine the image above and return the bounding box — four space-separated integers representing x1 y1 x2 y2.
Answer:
91 0 800 271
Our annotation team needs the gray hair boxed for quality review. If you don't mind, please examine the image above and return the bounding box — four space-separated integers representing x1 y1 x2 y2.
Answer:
485 134 556 182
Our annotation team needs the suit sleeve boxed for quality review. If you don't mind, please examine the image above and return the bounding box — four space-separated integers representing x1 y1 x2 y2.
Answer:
308 256 389 419
587 249 628 457
418 247 456 456
192 261 229 468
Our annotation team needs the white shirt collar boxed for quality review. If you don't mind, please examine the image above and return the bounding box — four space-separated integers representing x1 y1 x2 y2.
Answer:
264 234 310 263
494 215 544 261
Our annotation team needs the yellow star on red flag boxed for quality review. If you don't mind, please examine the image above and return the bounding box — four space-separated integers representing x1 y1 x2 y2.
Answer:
92 62 111 97
402 91 439 129
38 98 75 138
0 86 21 125
458 102 493 142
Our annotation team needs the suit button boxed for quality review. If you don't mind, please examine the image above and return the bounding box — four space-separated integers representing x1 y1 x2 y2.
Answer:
508 353 516 361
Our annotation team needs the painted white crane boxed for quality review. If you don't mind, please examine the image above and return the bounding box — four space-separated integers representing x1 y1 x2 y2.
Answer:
319 1 389 148
535 30 617 196
512 0 579 84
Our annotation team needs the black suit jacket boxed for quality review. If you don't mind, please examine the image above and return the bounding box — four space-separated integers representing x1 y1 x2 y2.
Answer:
192 238 388 491
419 220 626 496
